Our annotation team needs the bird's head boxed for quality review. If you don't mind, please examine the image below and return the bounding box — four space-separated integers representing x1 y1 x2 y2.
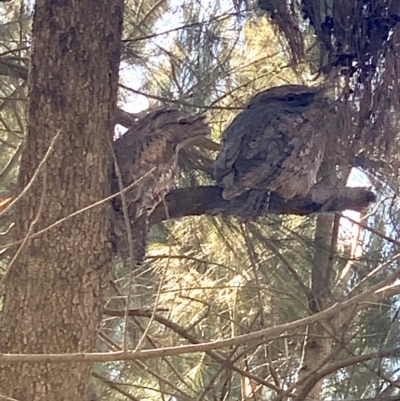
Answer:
247 84 327 109
137 109 210 146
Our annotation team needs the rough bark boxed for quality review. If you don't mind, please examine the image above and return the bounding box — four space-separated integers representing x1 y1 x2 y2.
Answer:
0 1 123 400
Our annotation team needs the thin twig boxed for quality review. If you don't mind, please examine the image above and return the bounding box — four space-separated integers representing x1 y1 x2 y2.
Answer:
0 168 156 252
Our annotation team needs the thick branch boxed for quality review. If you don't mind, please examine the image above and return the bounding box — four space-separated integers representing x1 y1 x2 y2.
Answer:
149 185 376 226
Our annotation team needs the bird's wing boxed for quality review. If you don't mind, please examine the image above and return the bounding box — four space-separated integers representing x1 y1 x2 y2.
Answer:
214 107 294 199
213 111 249 182
113 132 178 216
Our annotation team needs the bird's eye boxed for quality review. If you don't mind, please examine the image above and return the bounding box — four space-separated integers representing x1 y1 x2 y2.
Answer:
179 120 191 125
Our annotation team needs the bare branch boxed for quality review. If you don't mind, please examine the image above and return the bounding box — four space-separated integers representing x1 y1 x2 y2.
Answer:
149 185 377 226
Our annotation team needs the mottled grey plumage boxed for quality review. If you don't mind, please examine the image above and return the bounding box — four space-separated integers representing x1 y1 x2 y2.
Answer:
214 85 329 209
112 109 210 263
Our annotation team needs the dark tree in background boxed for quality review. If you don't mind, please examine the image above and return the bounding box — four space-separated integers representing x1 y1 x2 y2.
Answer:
259 0 400 172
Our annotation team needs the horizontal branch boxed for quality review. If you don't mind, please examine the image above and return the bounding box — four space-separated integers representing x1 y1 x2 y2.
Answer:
150 185 376 226
0 265 397 364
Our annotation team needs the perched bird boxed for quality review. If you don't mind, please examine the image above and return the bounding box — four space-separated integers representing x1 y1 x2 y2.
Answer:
214 85 330 215
112 109 210 263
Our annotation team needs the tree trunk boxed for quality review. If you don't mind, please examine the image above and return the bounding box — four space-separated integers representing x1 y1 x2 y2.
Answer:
0 1 124 400
296 213 337 400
